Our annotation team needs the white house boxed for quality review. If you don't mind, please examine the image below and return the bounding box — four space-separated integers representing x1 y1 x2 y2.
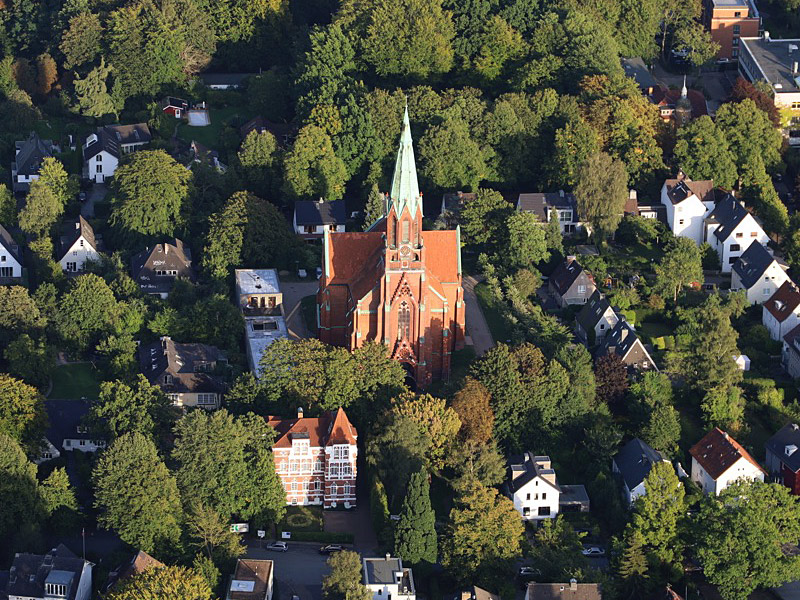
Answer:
731 241 790 304
782 325 800 379
293 199 347 239
83 123 151 183
704 194 770 273
58 216 100 273
763 281 800 341
517 191 583 234
40 399 107 464
689 427 765 495
575 290 619 345
612 438 670 506
3 544 93 600
0 224 23 279
508 453 561 521
661 176 717 244
363 556 415 600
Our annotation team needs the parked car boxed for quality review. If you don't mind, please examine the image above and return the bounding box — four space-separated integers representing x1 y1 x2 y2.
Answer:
582 546 605 557
319 544 343 554
265 541 288 552
518 566 539 576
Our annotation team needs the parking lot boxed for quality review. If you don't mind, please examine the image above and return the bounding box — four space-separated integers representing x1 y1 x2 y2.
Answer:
245 541 332 600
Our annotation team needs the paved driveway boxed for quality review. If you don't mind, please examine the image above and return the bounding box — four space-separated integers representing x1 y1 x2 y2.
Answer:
246 542 330 600
280 281 319 340
463 275 495 356
80 183 107 218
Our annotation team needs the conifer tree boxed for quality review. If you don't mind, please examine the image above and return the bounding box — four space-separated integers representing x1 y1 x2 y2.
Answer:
617 527 649 598
394 469 437 565
362 183 385 231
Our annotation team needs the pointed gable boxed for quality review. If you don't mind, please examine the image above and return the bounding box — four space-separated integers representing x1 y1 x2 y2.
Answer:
327 407 358 446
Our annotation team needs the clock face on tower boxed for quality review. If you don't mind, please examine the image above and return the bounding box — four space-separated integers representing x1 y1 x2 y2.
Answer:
399 244 412 257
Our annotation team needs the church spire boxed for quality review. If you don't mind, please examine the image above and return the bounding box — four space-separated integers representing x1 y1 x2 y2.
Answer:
389 105 422 218
681 75 687 99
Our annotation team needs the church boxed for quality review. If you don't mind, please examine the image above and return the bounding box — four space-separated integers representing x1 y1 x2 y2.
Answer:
317 108 466 387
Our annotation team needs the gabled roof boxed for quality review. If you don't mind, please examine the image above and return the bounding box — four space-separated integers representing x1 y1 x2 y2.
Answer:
663 178 716 205
689 427 765 480
14 132 54 177
765 280 800 322
706 194 753 242
550 257 589 297
84 123 151 161
295 200 347 226
441 191 476 214
508 452 560 493
131 239 195 294
239 116 295 146
525 582 602 600
613 437 665 491
267 408 357 449
732 241 778 289
517 191 577 222
576 290 613 332
105 550 164 591
621 57 657 91
161 96 188 110
138 336 227 394
651 86 708 117
596 319 657 370
45 398 102 448
58 216 97 261
0 224 22 264
765 423 800 473
5 544 89 600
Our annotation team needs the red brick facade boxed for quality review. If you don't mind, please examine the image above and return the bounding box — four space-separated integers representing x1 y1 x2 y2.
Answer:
317 109 465 388
268 408 358 509
704 0 760 60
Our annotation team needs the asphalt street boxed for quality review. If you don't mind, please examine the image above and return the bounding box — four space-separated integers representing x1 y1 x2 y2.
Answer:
246 541 332 600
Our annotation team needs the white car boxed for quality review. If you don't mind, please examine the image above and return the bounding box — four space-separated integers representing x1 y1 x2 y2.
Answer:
266 541 288 552
582 546 605 557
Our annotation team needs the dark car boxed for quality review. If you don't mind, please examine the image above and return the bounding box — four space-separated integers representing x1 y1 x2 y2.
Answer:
319 544 343 554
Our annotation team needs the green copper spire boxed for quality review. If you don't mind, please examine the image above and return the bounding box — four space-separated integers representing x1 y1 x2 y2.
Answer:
389 105 422 218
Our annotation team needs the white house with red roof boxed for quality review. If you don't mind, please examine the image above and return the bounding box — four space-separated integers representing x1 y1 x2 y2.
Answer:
267 407 358 509
689 427 765 495
763 280 800 341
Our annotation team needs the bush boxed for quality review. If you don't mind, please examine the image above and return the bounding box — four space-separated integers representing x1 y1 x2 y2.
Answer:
288 531 355 544
618 309 636 325
653 337 666 350
663 336 675 350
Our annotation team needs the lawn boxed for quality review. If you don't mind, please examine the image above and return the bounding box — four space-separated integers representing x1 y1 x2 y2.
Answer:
279 505 323 532
176 105 251 149
473 281 514 343
638 321 673 342
49 363 102 399
300 294 318 336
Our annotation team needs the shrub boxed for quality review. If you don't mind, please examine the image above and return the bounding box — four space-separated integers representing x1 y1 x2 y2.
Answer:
289 531 355 544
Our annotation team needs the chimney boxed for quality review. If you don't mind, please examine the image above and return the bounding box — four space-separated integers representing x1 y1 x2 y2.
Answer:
297 407 304 419
764 30 770 41
620 327 628 342
385 553 391 561
566 255 576 264
570 579 578 591
164 243 169 254
793 61 799 75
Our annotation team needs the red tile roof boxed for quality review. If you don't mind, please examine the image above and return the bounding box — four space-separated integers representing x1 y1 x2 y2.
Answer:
267 408 357 448
765 281 800 322
689 427 765 480
421 230 460 282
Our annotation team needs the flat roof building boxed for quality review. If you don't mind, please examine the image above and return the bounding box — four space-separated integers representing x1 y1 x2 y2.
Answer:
226 559 273 600
235 269 288 377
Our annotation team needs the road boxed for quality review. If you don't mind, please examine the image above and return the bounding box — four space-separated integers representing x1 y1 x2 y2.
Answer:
280 281 319 340
246 542 330 600
462 275 495 356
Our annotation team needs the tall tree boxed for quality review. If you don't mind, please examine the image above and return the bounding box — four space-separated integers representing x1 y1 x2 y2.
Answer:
631 461 685 566
0 374 48 453
715 98 783 174
283 125 348 201
55 274 120 351
186 502 245 562
105 566 213 600
655 236 703 302
459 188 513 247
93 432 183 554
729 77 780 127
0 433 41 543
695 480 800 600
594 353 629 407
60 11 103 70
74 58 116 117
19 180 62 238
394 469 437 565
5 334 54 390
362 183 386 230
40 467 80 533
530 516 588 582
110 150 190 238
322 550 372 600
504 212 548 269
451 377 494 445
90 376 173 442
0 286 45 339
390 393 461 471
0 184 15 226
574 151 628 240
616 527 649 598
237 130 277 195
673 116 738 189
418 118 491 191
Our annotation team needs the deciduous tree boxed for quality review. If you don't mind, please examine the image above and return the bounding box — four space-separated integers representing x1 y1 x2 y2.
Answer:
631 461 685 565
451 377 494 444
60 11 103 70
716 98 782 174
459 188 512 247
105 566 213 600
283 125 348 201
655 236 703 302
90 376 173 442
74 58 115 117
673 116 738 189
323 550 372 600
594 353 629 407
5 334 54 390
418 118 491 191
55 274 120 351
0 433 41 543
574 151 628 240
504 212 548 269
390 393 461 471
530 516 588 582
0 184 16 226
237 130 277 194
0 374 47 453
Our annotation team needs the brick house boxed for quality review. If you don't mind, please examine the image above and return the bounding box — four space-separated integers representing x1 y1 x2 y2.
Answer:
704 0 759 60
267 408 358 509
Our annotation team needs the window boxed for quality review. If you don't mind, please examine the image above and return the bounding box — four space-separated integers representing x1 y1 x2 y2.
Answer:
577 285 586 294
0 267 12 277
314 458 324 471
733 24 740 33
526 493 531 500
197 393 216 405
164 374 173 385
732 49 738 58
730 244 740 252
600 324 605 330
96 154 102 162
643 361 649 369
559 210 571 222
678 219 684 225
343 484 351 496
79 239 84 247
402 220 410 244
0 255 4 262
328 224 336 231
66 262 76 272
304 225 315 234
538 506 551 516
398 302 410 340
330 464 340 477
751 231 757 237
732 37 739 46
291 482 298 491
330 484 338 496
96 165 102 173
73 250 78 255
734 10 741 16
793 102 800 110
735 232 743 238
79 439 86 446
542 493 546 500
523 507 530 516
314 480 322 490
765 288 772 295
729 257 738 264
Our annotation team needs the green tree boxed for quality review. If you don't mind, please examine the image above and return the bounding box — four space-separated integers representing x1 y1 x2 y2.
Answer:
418 118 491 191
574 151 628 240
550 116 600 188
106 566 213 600
93 432 183 554
237 130 277 194
0 433 41 543
0 374 47 453
283 125 348 201
459 188 513 247
38 157 75 209
19 180 62 238
390 393 461 471
615 0 660 59
90 376 173 442
55 274 120 351
74 58 116 117
616 527 649 598
5 334 54 390
186 502 245 562
394 469 437 565
363 183 386 230
323 550 372 600
0 184 16 226
367 417 430 509
716 98 783 174
441 480 524 582
655 236 703 301
451 377 494 444
504 211 548 269
110 150 191 238
60 11 103 70
172 410 285 524
673 116 738 189
530 516 588 581
449 439 506 490
673 22 720 67
40 467 80 533
473 16 526 82
695 480 800 600
701 385 745 430
641 401 681 456
631 461 685 565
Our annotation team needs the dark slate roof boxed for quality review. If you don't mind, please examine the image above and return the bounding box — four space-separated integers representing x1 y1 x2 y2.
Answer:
732 241 776 289
84 124 151 161
58 216 97 261
45 399 101 449
596 319 649 364
613 437 665 491
162 96 188 110
239 116 296 147
139 336 227 394
576 290 613 332
441 191 476 214
622 57 657 91
766 423 800 473
5 544 89 600
706 194 751 242
295 200 347 226
508 452 560 493
14 132 54 178
0 224 22 263
525 583 602 600
663 178 717 205
131 239 195 295
364 557 403 585
517 192 578 222
550 257 587 297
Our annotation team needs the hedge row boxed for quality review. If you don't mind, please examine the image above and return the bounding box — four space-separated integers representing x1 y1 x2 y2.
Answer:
288 531 355 544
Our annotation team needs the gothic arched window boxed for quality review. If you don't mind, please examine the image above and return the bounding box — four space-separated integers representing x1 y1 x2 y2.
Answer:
398 302 411 340
402 220 410 244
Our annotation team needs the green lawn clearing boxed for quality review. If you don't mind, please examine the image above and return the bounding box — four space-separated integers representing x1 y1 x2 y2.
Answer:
176 106 251 149
279 505 323 532
50 363 102 399
474 281 514 343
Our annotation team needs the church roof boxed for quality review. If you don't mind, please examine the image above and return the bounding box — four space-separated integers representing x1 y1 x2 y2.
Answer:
389 107 422 219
